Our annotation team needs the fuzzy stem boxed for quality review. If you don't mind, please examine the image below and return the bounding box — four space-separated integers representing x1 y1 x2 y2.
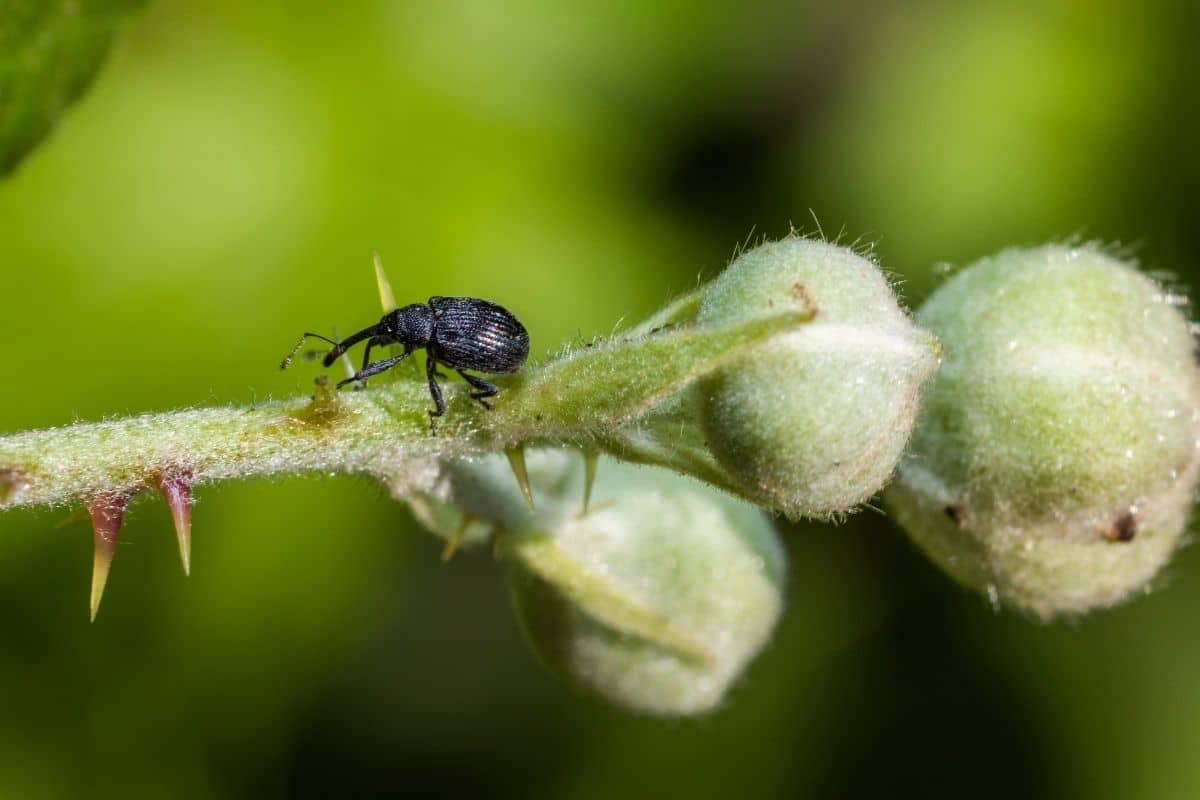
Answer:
0 310 813 511
0 381 436 508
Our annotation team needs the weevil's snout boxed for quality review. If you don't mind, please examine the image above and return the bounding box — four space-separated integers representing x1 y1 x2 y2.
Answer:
320 325 379 368
321 347 343 368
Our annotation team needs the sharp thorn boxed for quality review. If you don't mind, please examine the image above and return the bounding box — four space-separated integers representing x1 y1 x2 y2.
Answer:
582 450 599 514
505 447 535 511
340 355 357 381
87 494 130 622
154 471 193 576
374 252 398 313
91 544 114 623
441 514 473 562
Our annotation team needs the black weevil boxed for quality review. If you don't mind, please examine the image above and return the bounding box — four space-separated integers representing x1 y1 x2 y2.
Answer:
283 297 530 427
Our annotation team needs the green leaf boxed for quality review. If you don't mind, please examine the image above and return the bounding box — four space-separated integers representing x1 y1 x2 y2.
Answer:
0 0 145 176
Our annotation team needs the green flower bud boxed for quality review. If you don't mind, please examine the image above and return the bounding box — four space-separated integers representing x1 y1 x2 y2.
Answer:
405 450 578 555
697 237 941 518
507 459 786 716
405 450 786 715
886 244 1200 617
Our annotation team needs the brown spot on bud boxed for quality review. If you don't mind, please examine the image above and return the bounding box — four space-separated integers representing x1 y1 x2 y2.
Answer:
790 281 818 317
943 504 967 529
1106 510 1138 543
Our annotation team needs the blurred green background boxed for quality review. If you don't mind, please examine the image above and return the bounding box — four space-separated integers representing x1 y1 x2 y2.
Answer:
1 0 1199 797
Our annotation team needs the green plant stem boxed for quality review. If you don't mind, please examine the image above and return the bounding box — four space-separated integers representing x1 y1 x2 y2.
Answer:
0 310 813 510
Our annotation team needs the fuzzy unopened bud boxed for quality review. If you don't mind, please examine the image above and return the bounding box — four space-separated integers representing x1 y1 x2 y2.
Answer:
507 460 786 715
405 451 786 715
697 238 941 518
886 244 1200 617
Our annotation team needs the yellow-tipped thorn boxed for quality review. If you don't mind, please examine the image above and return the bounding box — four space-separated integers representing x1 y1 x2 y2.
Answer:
339 351 356 381
582 450 599 514
441 514 473 562
90 543 115 623
374 252 397 313
87 496 129 622
154 472 193 576
505 447 535 511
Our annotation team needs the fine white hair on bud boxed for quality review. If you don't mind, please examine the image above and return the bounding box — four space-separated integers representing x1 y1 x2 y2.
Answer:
886 244 1200 618
507 459 786 716
696 237 942 518
406 450 786 716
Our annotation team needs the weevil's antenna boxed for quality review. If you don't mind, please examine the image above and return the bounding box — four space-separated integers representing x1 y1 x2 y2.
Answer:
280 332 340 370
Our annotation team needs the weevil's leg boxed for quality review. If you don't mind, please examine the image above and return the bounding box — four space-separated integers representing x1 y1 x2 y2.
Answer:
336 350 412 388
360 338 377 374
426 356 446 433
457 370 498 410
353 336 393 387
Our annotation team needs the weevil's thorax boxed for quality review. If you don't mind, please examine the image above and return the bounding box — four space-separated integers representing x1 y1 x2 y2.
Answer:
385 304 434 348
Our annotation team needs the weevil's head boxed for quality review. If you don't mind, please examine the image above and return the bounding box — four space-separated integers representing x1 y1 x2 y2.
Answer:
384 304 434 348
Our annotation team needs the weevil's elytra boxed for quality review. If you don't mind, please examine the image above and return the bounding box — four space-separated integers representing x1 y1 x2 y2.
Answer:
283 296 530 431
